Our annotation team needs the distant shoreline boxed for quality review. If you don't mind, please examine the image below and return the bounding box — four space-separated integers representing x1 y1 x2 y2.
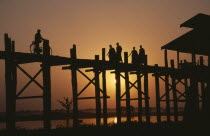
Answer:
0 111 183 123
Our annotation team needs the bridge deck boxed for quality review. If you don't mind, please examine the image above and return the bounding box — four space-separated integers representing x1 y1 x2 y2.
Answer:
0 51 208 81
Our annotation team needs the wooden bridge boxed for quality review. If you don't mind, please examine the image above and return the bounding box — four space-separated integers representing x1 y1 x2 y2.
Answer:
0 13 209 130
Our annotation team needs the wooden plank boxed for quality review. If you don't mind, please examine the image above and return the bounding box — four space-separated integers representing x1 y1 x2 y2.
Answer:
16 96 43 99
121 98 146 101
78 96 110 100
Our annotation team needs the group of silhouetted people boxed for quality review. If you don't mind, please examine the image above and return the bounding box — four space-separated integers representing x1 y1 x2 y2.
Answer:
108 43 146 64
31 30 146 64
107 42 123 63
129 45 145 65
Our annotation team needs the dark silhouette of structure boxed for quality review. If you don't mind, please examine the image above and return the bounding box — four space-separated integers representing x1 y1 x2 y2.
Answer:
116 42 122 62
0 13 209 130
161 13 210 127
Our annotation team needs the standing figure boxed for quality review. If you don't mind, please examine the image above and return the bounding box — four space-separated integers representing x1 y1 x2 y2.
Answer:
139 45 145 64
107 45 116 62
116 42 122 62
33 29 45 54
129 47 138 64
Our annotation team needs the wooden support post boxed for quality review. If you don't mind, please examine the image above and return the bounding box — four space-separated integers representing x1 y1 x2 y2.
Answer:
94 55 101 127
137 72 142 122
183 54 199 122
184 60 188 108
207 54 210 116
144 55 150 123
200 56 206 111
177 51 180 69
154 64 161 123
200 56 204 66
184 76 199 122
42 40 51 129
115 67 121 124
102 48 107 126
70 44 79 127
5 34 16 130
11 41 17 127
192 54 199 111
192 53 196 66
124 52 131 122
164 50 170 122
171 60 178 122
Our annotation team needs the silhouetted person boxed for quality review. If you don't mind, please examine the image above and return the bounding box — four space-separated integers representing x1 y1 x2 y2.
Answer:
116 42 122 62
34 29 45 54
139 45 145 56
107 45 116 62
71 44 77 59
139 45 145 64
129 47 138 64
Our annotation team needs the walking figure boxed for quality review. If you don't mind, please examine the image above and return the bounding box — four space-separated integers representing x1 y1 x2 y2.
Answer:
139 45 145 64
116 42 122 62
129 47 138 64
107 45 116 62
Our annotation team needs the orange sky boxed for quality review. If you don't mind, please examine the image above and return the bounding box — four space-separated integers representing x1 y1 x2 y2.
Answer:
0 0 210 111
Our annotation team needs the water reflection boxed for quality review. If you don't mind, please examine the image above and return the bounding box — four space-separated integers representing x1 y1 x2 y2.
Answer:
0 116 183 130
